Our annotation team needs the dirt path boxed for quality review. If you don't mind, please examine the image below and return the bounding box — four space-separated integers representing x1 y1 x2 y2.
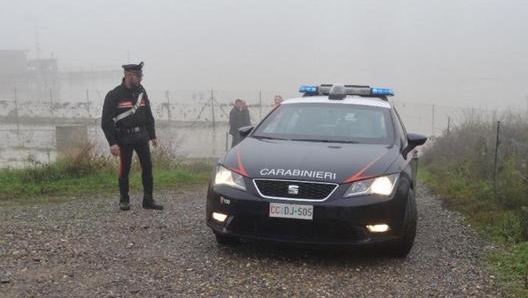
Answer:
0 184 504 298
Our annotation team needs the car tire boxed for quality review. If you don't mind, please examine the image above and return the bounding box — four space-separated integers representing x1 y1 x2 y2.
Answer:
214 232 240 245
389 188 417 258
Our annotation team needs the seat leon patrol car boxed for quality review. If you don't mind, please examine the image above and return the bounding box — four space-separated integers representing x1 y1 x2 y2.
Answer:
206 84 427 257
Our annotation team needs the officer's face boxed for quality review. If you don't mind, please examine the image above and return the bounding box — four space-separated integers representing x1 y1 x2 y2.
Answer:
125 71 142 87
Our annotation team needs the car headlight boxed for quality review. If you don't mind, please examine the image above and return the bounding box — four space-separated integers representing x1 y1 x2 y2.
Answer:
344 174 399 197
214 166 247 191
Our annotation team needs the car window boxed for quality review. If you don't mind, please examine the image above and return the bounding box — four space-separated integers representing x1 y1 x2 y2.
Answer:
254 103 393 144
391 108 408 148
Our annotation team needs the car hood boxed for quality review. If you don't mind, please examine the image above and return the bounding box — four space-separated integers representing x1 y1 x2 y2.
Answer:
221 137 399 183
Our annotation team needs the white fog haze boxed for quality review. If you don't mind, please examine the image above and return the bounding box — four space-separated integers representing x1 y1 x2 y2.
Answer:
3 2 528 295
2 0 528 109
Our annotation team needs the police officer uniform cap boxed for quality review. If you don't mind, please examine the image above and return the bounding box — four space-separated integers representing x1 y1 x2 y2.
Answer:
122 61 144 72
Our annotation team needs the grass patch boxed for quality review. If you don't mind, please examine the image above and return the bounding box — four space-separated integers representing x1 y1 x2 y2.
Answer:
0 167 211 203
418 164 528 297
420 114 528 296
0 143 214 203
421 166 528 297
488 242 528 298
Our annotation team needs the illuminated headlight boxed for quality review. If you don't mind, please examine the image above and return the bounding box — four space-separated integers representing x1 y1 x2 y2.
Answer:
214 166 246 191
212 212 228 223
344 174 399 197
366 224 390 233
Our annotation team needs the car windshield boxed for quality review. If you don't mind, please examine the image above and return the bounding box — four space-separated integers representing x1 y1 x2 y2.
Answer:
253 103 394 144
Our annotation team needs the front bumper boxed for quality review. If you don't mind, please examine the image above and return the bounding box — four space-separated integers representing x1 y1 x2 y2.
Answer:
206 182 409 246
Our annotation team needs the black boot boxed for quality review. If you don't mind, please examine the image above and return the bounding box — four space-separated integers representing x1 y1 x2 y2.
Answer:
142 194 163 210
119 198 130 211
142 175 163 210
119 178 130 211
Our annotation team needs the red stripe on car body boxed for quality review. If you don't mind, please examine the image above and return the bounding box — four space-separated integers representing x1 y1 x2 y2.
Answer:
343 151 388 183
229 149 248 177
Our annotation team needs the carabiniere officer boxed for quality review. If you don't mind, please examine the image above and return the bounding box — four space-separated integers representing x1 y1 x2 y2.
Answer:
101 61 163 211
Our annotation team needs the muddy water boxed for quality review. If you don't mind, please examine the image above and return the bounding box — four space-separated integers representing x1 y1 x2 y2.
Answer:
0 122 232 168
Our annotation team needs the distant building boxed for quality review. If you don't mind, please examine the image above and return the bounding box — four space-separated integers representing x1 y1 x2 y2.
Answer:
59 66 120 102
28 58 60 100
0 50 120 102
0 50 31 98
0 50 59 100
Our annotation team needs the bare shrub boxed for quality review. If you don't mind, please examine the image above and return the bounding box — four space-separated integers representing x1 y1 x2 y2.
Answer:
21 142 117 183
423 109 528 241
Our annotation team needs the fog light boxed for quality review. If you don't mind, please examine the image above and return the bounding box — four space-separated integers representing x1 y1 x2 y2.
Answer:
212 212 228 223
366 224 389 233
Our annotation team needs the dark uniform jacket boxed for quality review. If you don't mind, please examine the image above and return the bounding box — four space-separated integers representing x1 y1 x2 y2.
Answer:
101 82 156 146
241 108 251 127
229 107 243 135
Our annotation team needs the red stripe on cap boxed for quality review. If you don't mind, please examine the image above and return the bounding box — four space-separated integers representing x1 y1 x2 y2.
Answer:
344 151 388 183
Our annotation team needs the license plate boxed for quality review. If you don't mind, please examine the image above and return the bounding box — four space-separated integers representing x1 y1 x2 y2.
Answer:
269 203 313 220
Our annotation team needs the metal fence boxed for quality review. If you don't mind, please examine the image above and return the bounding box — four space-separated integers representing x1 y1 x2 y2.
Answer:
1 88 527 168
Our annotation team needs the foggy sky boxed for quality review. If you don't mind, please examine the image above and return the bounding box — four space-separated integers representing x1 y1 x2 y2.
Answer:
2 0 528 109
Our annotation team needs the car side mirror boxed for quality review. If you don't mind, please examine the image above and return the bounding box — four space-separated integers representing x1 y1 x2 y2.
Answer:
238 126 253 139
407 133 427 148
403 133 427 157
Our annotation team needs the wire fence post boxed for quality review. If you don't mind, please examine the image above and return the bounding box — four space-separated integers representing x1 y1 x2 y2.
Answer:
210 89 216 157
14 88 20 140
165 90 171 125
164 90 172 150
431 104 435 136
447 116 451 137
86 89 91 119
259 90 262 121
49 89 54 123
525 94 528 118
493 120 501 200
49 89 54 162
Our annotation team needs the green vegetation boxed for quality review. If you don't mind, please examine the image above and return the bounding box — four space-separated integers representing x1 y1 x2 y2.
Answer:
0 143 213 203
421 114 528 297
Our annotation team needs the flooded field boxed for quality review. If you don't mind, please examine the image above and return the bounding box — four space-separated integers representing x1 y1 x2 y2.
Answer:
0 122 232 168
0 95 496 168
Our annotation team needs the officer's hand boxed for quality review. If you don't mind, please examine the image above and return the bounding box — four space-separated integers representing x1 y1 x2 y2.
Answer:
110 145 120 157
151 139 158 147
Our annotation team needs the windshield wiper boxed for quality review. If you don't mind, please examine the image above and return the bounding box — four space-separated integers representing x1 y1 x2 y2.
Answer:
253 135 288 140
292 139 359 144
330 140 360 144
292 138 325 142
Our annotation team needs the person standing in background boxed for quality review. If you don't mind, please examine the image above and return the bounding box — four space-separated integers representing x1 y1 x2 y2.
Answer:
241 100 251 127
229 99 244 148
271 95 283 109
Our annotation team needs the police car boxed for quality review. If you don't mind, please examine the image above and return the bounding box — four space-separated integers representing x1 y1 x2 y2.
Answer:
206 84 427 257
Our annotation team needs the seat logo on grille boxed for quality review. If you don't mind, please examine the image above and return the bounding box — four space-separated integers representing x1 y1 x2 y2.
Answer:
288 185 300 195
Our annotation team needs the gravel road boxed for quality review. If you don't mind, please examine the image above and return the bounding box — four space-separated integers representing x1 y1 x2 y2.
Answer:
0 184 505 298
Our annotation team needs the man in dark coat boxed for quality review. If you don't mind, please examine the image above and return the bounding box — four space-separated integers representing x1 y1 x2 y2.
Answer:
229 99 244 148
240 100 251 127
101 62 163 211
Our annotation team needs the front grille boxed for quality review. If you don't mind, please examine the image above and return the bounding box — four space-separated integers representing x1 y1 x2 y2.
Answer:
228 216 368 243
253 179 338 201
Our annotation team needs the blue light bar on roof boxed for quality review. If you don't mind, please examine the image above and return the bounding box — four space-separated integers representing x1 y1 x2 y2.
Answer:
299 85 318 93
371 87 394 96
